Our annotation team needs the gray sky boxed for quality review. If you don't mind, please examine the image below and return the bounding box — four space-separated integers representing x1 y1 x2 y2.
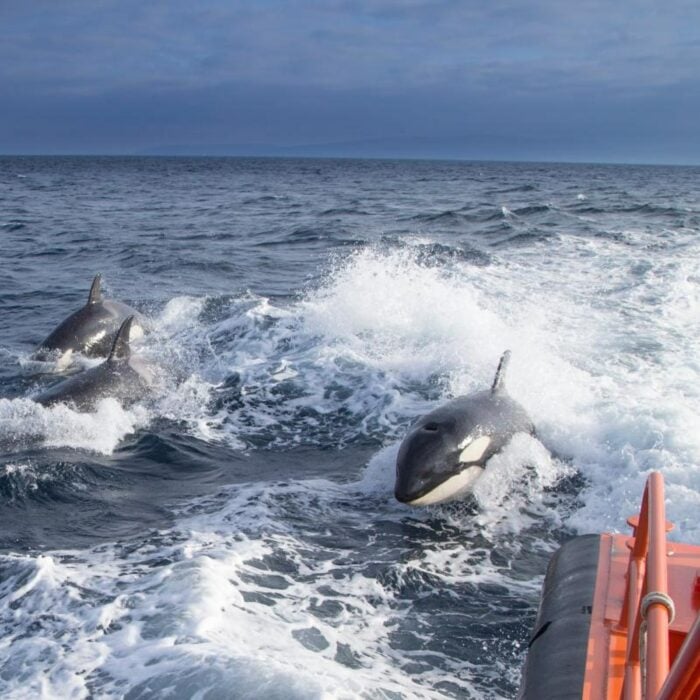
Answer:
2 0 699 162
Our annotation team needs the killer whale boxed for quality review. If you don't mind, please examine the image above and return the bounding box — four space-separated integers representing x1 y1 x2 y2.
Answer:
34 274 144 364
394 351 535 506
34 316 154 411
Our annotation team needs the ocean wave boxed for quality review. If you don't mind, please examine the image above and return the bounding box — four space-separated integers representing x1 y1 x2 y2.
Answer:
0 465 557 698
320 206 371 216
511 204 552 217
0 221 27 232
0 397 150 455
2 157 700 698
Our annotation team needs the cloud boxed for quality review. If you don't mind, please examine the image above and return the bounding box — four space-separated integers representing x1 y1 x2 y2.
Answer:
1 0 699 161
3 0 700 93
2 77 698 162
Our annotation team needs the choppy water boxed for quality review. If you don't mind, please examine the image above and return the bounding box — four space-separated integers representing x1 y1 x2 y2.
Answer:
1 156 699 698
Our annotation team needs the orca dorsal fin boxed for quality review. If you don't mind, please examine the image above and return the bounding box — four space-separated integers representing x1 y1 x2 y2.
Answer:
87 274 103 305
108 316 133 362
491 350 511 393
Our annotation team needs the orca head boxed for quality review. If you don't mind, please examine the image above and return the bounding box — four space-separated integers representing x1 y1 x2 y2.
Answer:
394 415 493 506
33 275 145 362
34 275 107 360
394 353 531 507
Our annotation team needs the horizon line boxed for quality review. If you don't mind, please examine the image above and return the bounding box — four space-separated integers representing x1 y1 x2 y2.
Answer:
1 152 698 168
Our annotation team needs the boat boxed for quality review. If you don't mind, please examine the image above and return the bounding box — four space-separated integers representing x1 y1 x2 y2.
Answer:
518 471 700 699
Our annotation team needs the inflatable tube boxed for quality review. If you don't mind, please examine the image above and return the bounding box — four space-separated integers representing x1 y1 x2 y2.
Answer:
518 534 601 699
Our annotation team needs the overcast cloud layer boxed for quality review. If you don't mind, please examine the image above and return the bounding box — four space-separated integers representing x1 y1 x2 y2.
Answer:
2 1 699 162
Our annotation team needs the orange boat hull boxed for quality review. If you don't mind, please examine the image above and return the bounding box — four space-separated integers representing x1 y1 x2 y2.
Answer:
520 473 700 700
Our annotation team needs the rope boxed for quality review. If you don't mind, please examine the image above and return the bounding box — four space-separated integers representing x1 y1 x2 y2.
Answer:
639 593 675 699
640 620 648 699
641 591 676 624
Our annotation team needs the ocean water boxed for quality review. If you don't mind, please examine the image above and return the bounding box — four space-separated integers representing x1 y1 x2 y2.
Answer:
0 156 698 699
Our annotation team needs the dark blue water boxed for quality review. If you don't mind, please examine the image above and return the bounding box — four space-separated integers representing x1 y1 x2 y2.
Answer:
1 156 699 698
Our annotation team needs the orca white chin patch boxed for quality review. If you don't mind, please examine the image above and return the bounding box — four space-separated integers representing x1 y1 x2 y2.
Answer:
408 465 484 506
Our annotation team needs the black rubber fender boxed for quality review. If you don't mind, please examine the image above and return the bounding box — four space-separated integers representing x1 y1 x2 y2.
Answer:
518 534 601 700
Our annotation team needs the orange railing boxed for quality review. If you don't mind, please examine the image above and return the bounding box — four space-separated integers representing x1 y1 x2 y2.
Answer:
657 613 700 700
619 471 700 700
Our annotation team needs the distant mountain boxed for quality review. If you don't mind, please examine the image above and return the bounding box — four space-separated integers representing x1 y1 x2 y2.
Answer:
138 136 521 161
139 143 282 157
136 135 684 165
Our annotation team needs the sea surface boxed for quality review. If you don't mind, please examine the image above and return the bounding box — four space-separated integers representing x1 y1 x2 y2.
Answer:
0 156 699 699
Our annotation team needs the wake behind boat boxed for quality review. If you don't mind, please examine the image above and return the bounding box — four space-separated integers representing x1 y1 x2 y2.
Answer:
1 156 699 699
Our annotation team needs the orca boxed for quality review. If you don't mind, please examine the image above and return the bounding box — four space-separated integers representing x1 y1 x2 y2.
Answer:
34 316 155 411
394 351 535 506
34 274 145 365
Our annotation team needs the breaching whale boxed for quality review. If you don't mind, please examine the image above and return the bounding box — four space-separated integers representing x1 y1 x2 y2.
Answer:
394 351 535 506
34 274 144 364
34 316 154 411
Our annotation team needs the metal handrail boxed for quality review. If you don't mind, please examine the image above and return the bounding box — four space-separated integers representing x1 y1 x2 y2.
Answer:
620 472 672 700
657 612 700 700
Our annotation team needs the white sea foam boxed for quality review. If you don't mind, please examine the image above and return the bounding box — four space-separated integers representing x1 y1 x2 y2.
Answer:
250 242 699 540
0 477 502 698
479 228 700 538
0 398 149 455
140 239 699 543
9 235 697 539
156 294 207 335
470 435 573 536
18 350 103 375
